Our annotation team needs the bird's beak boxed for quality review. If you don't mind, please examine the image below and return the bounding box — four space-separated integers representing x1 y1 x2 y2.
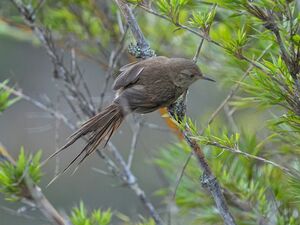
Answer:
201 75 216 82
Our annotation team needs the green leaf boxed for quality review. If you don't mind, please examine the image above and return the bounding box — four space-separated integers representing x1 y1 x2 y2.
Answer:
0 148 42 201
0 80 20 113
70 201 112 225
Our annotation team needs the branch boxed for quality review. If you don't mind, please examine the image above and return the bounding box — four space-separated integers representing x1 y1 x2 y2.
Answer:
179 125 236 225
204 141 292 175
24 176 69 225
114 0 155 58
108 143 164 225
1 84 75 130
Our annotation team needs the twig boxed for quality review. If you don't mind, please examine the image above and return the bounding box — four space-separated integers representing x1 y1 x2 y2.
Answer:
142 122 170 132
224 104 238 132
193 39 204 63
108 143 164 225
205 141 292 175
24 175 68 225
1 84 75 130
114 0 155 58
11 0 96 117
0 205 46 222
172 152 193 199
98 28 128 111
182 128 236 225
128 118 142 168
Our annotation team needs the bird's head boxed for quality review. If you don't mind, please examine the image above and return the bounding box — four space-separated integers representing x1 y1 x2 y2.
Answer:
173 59 215 88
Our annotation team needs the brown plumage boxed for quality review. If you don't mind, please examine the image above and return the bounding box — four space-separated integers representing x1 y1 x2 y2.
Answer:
48 56 215 176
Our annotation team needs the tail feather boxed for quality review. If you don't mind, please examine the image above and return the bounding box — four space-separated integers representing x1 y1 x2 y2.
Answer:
47 103 124 177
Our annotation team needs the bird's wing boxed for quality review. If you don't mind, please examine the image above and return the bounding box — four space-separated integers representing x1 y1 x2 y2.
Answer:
113 56 169 91
119 61 139 71
112 62 144 90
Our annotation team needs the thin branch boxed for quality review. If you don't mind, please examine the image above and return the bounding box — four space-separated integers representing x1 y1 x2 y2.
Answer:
204 141 292 175
172 152 193 199
193 39 204 63
98 28 128 111
0 205 45 222
114 0 154 58
1 84 75 130
128 118 142 168
108 143 164 225
11 0 96 117
142 122 170 132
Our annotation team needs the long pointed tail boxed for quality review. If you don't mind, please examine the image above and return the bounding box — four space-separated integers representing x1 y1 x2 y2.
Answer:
48 103 124 172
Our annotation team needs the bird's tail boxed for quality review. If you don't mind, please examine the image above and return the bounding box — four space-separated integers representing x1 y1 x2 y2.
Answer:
48 103 124 174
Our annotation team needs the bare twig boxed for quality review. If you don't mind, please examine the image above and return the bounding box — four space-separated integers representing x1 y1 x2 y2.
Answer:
1 84 75 130
108 143 164 225
114 0 155 58
128 118 142 168
172 152 193 199
0 205 45 222
11 0 96 117
223 104 238 132
193 39 204 63
98 27 128 111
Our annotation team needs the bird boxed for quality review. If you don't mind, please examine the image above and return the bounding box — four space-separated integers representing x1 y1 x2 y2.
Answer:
48 56 215 173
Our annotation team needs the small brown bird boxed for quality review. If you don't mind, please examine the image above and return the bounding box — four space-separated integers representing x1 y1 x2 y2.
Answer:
50 56 215 172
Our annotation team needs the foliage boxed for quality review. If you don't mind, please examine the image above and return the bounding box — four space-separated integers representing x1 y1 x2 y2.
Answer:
0 147 42 201
70 202 112 225
0 80 19 113
69 202 156 225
